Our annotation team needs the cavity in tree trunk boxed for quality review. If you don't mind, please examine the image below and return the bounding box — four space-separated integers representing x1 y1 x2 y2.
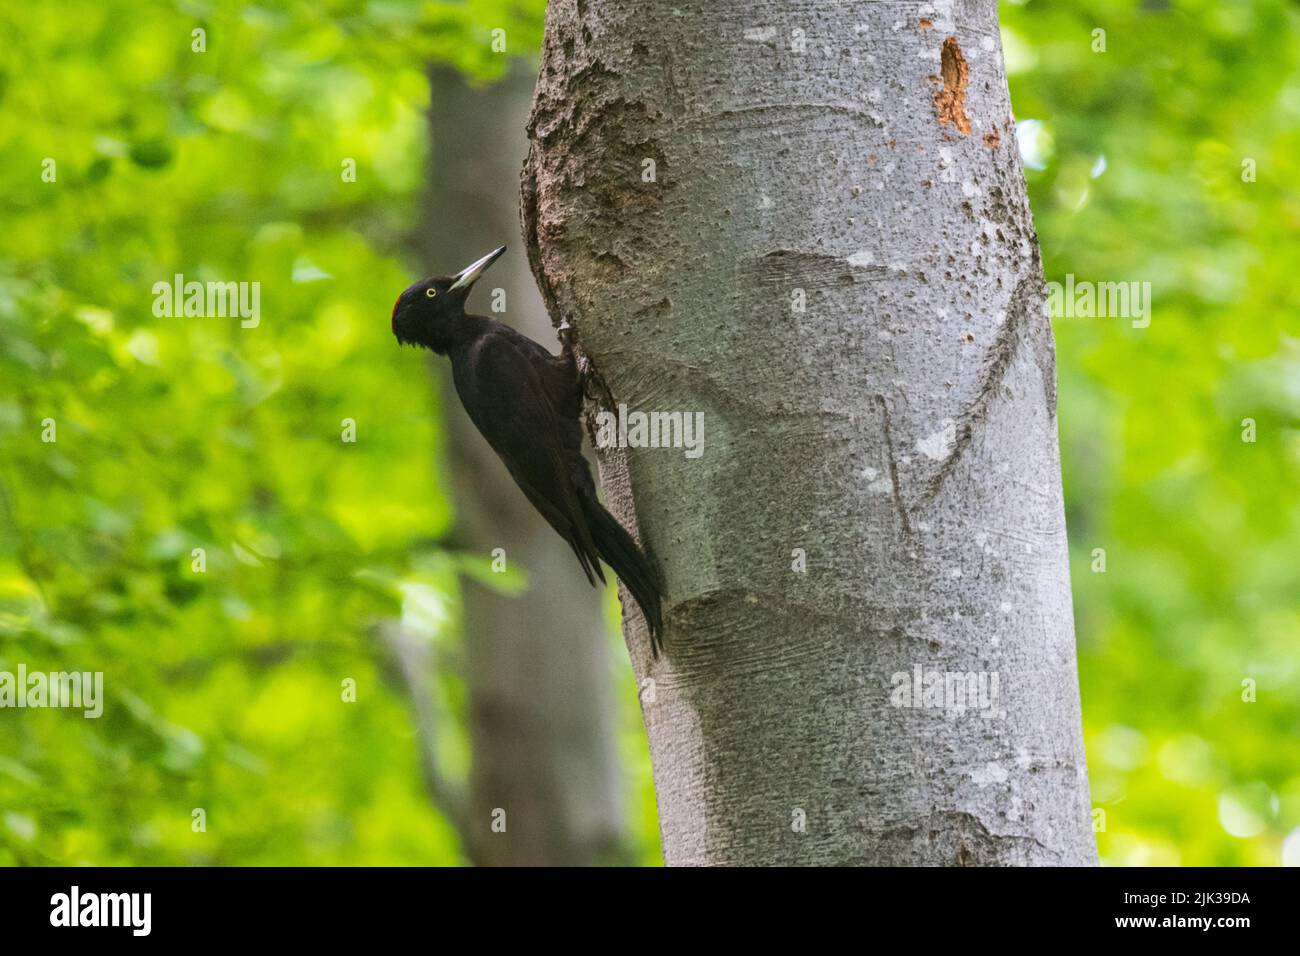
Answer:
521 1 1096 865
412 63 630 866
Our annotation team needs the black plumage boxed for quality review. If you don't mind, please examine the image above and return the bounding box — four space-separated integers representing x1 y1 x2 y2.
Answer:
391 246 664 654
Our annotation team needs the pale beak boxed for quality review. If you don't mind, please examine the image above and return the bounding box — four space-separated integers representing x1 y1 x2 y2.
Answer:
449 246 506 291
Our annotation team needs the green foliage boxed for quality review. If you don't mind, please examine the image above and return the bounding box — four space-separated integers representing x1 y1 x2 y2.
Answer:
0 0 543 865
1003 0 1300 865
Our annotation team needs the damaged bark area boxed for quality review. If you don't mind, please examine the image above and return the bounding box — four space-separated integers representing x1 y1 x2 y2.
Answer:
519 3 672 660
934 36 972 135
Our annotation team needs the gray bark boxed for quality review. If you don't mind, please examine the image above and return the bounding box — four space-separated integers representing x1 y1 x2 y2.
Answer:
416 63 629 866
521 1 1096 865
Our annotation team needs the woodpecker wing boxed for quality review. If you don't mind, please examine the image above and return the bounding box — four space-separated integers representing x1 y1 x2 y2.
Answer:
453 331 604 584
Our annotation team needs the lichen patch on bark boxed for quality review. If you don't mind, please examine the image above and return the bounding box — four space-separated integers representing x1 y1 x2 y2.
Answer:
934 36 971 135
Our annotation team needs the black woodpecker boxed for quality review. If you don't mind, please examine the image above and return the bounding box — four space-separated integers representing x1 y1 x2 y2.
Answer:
391 246 664 654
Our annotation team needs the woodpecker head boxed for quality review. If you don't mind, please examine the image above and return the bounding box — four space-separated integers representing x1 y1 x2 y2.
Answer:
391 245 505 351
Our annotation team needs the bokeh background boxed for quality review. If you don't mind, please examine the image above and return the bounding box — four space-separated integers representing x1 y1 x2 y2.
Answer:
0 0 1296 866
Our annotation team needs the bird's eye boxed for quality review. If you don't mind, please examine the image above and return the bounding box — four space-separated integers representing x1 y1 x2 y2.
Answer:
425 288 437 298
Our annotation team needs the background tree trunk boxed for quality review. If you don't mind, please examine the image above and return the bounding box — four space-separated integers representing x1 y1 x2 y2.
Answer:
522 0 1097 865
413 62 629 866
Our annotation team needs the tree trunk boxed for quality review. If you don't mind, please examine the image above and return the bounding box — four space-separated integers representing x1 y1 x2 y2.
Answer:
521 1 1096 865
416 62 629 866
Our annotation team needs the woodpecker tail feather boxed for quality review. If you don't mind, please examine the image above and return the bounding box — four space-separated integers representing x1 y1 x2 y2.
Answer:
579 492 664 656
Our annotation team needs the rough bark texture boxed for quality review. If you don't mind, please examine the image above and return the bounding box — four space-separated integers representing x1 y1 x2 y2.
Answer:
417 63 628 866
521 1 1096 865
